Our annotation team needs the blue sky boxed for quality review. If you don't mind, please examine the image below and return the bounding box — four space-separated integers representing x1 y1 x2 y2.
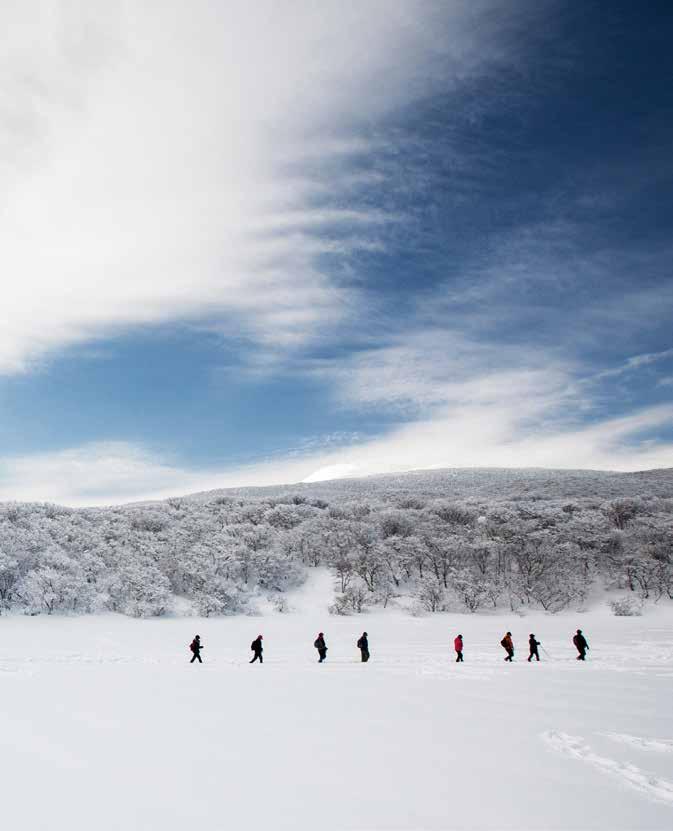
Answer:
1 0 672 504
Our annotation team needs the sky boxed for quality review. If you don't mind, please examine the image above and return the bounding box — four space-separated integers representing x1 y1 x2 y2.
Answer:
1 0 672 506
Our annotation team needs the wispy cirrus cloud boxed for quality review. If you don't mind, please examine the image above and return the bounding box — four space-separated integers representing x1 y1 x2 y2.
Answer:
0 0 533 374
309 328 580 417
592 348 673 381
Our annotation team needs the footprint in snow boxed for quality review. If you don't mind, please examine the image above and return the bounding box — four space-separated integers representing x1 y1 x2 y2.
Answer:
542 730 673 806
603 733 673 753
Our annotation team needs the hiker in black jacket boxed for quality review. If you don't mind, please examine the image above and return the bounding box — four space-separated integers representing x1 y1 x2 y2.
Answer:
528 634 541 662
357 631 370 662
189 635 203 664
250 634 263 664
314 632 327 663
573 629 589 661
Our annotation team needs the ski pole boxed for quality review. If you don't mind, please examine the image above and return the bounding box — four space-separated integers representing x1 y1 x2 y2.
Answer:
540 645 554 660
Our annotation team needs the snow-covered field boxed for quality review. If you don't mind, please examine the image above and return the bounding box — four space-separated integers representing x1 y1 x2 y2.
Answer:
2 573 673 830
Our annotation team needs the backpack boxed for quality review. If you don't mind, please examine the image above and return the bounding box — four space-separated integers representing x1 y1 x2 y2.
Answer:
190 640 198 653
251 640 257 651
314 638 321 649
357 637 364 649
500 637 508 648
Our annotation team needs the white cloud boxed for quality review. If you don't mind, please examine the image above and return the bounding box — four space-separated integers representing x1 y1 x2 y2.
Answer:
0 0 520 374
0 441 305 506
0 442 186 505
2 396 672 507
592 347 673 381
310 328 580 421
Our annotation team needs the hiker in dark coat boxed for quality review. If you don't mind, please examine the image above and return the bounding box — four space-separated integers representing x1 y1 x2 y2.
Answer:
189 635 203 664
314 632 327 663
528 634 541 662
454 634 464 662
357 631 370 662
501 631 514 662
573 629 589 661
250 634 264 664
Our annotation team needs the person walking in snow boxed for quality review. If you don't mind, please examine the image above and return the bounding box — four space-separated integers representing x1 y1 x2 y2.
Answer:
501 631 514 662
573 629 589 661
454 634 464 662
357 631 370 663
314 632 327 663
189 634 203 664
250 634 264 664
528 633 541 662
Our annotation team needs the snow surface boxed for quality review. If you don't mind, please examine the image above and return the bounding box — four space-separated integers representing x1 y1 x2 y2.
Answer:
302 463 361 483
2 571 673 830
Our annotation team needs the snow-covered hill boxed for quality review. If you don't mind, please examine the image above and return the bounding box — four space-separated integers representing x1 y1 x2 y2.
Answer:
187 465 673 504
0 466 671 618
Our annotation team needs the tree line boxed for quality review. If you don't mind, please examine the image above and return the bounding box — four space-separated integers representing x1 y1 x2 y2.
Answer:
0 475 671 617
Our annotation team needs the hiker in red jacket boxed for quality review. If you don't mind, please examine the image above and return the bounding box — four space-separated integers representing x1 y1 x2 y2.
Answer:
454 634 464 662
501 631 514 662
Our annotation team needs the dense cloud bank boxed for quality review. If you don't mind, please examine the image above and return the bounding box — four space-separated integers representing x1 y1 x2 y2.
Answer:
0 468 671 617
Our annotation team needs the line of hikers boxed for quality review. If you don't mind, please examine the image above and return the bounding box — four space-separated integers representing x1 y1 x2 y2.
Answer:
189 629 589 664
313 631 370 663
497 629 589 662
189 631 370 664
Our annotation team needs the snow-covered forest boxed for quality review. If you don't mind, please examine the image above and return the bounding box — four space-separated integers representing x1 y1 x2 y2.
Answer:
1 467 672 618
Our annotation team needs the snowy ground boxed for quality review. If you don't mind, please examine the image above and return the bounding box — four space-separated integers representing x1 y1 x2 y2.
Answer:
2 572 673 830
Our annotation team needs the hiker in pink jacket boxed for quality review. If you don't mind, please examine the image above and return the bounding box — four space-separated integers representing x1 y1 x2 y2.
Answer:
454 634 464 662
